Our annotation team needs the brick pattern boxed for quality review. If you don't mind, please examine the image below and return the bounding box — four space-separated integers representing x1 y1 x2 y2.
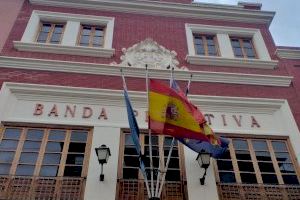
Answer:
0 1 285 76
0 1 300 129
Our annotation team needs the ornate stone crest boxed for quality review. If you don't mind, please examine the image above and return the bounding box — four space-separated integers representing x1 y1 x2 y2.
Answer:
112 38 187 71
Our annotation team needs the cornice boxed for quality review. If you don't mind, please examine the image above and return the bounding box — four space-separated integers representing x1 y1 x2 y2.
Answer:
29 0 275 26
3 82 285 114
0 56 292 87
186 55 278 69
13 41 115 58
276 48 300 60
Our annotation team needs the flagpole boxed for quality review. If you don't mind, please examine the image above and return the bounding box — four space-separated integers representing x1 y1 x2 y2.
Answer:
153 67 175 197
158 137 176 197
146 65 155 198
154 157 162 197
157 72 193 198
154 68 176 198
121 68 151 199
185 74 193 97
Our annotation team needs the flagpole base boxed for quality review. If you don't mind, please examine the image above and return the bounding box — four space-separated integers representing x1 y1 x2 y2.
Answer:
149 198 160 200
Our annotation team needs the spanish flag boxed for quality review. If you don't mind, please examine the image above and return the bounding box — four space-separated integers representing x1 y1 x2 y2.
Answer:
149 79 209 141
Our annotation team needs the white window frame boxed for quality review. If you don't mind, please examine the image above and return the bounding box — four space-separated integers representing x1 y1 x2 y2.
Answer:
13 10 115 58
185 23 278 69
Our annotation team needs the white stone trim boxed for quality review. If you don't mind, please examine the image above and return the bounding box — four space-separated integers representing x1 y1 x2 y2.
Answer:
0 56 292 87
216 34 234 58
276 48 300 59
185 23 276 69
29 0 275 26
13 41 115 58
186 55 278 69
0 82 287 114
17 10 115 58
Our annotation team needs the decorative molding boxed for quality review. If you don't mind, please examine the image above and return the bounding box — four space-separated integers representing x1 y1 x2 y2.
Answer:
29 0 275 26
116 38 184 70
186 55 278 69
32 10 115 25
3 82 286 114
186 23 262 36
276 48 300 60
0 56 292 87
14 41 115 58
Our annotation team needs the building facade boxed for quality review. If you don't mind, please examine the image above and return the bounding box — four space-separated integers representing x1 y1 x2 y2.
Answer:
0 0 300 199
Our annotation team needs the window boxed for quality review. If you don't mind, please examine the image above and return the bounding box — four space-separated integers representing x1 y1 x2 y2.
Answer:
36 23 65 44
0 126 92 199
78 25 105 47
193 34 219 56
14 10 115 58
216 136 300 200
185 24 277 69
0 126 91 177
230 37 257 59
117 131 187 200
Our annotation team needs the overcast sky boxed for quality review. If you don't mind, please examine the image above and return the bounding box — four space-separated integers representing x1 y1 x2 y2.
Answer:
195 0 300 47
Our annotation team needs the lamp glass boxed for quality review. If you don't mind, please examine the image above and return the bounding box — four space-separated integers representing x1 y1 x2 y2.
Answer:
197 152 211 169
96 145 110 164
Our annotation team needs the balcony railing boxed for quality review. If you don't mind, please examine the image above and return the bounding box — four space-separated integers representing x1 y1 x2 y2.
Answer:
0 175 85 200
117 179 187 200
217 182 300 200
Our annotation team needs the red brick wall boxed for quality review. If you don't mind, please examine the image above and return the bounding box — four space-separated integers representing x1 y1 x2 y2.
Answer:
0 0 24 51
1 1 300 129
1 1 282 76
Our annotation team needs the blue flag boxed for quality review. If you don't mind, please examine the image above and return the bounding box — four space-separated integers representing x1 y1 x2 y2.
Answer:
170 79 229 158
178 137 229 158
123 88 147 173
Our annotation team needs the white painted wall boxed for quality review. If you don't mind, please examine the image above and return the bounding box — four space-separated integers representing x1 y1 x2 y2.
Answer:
0 83 300 200
185 147 219 200
84 126 121 200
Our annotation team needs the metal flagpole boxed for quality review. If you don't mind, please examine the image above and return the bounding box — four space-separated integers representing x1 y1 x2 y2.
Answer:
185 74 193 97
155 68 177 198
154 67 174 197
121 69 151 199
154 156 162 197
146 65 155 198
157 137 176 197
157 72 193 198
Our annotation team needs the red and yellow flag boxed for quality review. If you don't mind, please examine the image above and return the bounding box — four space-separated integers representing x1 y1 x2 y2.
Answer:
149 79 209 141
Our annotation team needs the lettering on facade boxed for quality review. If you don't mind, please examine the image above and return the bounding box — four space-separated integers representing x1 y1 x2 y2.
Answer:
204 114 214 125
33 103 261 128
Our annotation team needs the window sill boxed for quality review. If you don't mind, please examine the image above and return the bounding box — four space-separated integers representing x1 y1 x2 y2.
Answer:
186 55 278 69
13 41 115 58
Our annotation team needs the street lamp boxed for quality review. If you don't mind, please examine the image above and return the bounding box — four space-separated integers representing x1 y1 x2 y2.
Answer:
95 144 111 181
196 151 211 185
